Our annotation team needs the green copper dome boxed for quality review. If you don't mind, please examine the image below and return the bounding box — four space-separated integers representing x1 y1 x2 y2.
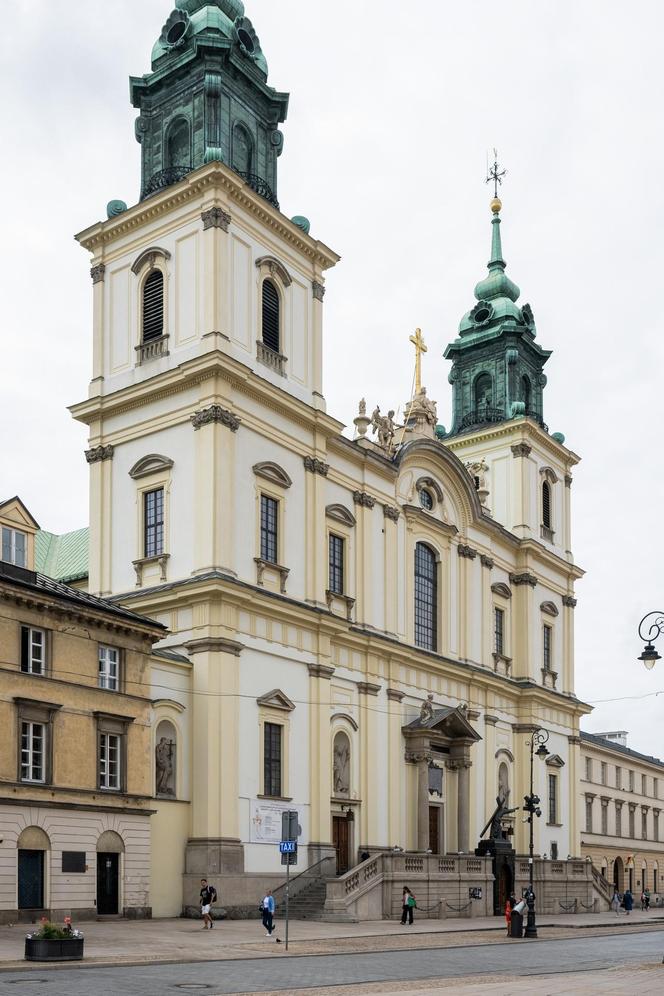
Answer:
177 0 245 16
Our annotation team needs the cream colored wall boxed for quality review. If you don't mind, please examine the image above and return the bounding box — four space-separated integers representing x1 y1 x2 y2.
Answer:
150 801 190 917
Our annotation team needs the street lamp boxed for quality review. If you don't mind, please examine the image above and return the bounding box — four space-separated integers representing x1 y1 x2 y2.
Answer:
637 612 664 669
523 727 549 939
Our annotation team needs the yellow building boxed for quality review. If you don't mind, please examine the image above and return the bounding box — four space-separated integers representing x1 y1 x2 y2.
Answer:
0 496 165 922
580 731 664 902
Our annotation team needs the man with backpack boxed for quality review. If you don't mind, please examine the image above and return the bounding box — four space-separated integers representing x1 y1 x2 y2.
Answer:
200 879 217 929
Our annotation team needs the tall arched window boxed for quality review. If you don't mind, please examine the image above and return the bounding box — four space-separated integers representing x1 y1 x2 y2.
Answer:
262 279 280 353
166 118 191 168
522 375 531 411
232 124 253 175
143 270 164 342
474 373 492 410
414 542 438 651
542 480 552 530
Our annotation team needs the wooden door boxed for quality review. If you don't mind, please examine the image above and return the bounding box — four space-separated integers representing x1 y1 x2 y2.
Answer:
332 816 350 875
18 850 44 910
428 806 441 854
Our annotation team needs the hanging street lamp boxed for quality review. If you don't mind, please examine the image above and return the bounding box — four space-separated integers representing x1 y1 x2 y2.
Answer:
523 728 550 938
637 612 664 669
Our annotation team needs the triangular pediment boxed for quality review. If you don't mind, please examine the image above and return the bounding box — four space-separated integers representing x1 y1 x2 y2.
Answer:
0 496 40 531
545 753 565 768
403 705 481 742
256 688 295 712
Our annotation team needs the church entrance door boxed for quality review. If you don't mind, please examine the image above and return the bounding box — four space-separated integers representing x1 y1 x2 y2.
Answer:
332 816 350 875
428 806 442 854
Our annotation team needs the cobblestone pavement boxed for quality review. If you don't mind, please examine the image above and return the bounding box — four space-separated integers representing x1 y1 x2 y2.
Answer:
0 929 661 995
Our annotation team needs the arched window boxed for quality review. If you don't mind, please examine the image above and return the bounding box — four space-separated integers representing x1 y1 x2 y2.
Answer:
262 279 280 354
232 124 253 175
542 481 552 529
522 375 531 411
166 118 191 169
474 373 492 410
414 542 438 651
333 731 351 797
143 270 164 342
155 719 177 798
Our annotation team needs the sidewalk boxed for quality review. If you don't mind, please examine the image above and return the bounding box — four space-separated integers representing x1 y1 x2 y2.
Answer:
1 909 662 971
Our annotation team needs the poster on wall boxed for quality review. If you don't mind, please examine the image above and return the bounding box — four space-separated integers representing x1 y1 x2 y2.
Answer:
250 799 306 843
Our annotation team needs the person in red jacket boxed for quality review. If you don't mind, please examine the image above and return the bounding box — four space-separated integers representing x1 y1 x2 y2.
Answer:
505 892 516 936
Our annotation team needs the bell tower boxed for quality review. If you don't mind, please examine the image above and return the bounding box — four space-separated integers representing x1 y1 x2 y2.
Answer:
131 0 289 205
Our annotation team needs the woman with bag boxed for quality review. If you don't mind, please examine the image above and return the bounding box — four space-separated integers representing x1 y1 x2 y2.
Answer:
400 885 416 925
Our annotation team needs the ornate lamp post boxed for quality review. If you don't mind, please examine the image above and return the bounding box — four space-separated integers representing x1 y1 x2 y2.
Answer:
637 612 664 669
523 728 550 938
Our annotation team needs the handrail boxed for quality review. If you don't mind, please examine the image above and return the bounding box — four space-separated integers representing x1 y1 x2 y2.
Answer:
272 856 333 901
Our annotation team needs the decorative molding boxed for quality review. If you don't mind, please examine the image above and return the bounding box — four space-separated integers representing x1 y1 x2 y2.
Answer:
201 207 231 231
304 456 329 477
509 571 538 587
495 747 514 761
484 714 499 726
256 340 287 376
513 723 540 734
567 735 582 745
326 504 356 527
457 544 477 560
184 638 244 656
405 749 433 765
255 255 292 287
132 554 169 586
331 711 359 731
256 688 295 712
492 653 512 677
511 443 532 458
383 504 401 522
416 476 444 502
325 590 355 622
540 600 559 617
85 444 114 464
565 475 573 488
129 454 174 480
541 667 558 690
545 754 565 768
312 281 326 302
90 263 106 284
353 491 376 509
136 334 169 365
540 466 560 484
131 246 171 275
357 681 381 697
562 595 578 608
254 558 289 594
191 405 241 432
467 708 481 721
480 555 495 569
491 582 512 599
308 663 335 679
386 688 405 702
253 461 293 489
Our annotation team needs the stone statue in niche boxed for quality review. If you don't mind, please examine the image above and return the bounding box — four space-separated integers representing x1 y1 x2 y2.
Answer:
155 736 176 796
333 736 351 796
466 459 490 508
419 693 435 724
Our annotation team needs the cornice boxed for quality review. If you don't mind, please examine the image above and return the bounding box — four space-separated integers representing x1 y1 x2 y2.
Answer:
184 638 244 656
76 161 340 272
356 681 381 697
444 418 581 467
308 663 335 679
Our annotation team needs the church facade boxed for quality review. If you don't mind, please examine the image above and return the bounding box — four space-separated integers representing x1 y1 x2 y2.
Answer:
69 0 590 917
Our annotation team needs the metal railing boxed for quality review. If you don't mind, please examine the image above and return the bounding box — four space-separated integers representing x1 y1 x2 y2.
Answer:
142 166 192 199
234 170 279 209
272 856 335 908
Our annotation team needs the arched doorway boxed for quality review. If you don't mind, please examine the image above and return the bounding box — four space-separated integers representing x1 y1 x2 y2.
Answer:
613 855 624 892
97 830 124 915
498 862 513 915
17 826 50 911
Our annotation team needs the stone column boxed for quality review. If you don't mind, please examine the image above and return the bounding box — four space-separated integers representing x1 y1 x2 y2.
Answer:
417 755 430 852
308 663 336 866
564 474 573 561
510 442 533 538
457 761 472 852
85 443 114 596
200 205 232 337
358 680 381 850
456 544 477 661
312 279 326 406
353 492 376 625
90 262 106 387
304 456 329 607
510 571 538 679
387 688 405 847
191 403 239 575
383 507 400 635
562 595 577 695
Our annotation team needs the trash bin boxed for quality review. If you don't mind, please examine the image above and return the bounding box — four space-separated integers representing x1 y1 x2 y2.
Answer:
510 909 523 938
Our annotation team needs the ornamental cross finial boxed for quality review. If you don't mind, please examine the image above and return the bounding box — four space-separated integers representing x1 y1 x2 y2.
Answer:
486 148 507 198
409 327 427 394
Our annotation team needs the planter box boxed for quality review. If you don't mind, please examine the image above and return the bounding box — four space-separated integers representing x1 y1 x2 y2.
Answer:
25 937 84 962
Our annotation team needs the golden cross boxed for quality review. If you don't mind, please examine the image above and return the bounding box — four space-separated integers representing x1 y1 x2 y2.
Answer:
409 328 427 393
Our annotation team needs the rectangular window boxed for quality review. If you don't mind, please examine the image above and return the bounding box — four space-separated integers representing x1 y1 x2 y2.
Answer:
616 765 621 790
144 487 164 559
543 624 552 670
585 757 592 782
260 495 279 564
642 810 648 839
615 804 622 836
550 841 558 861
494 608 505 656
601 762 607 786
654 812 660 842
263 722 282 798
98 646 120 691
1 526 27 567
414 543 437 651
328 534 344 596
601 804 608 835
655 778 659 800
585 797 593 833
629 808 635 838
21 721 45 782
629 770 634 792
20 626 46 675
99 732 121 790
642 773 647 796
548 774 557 824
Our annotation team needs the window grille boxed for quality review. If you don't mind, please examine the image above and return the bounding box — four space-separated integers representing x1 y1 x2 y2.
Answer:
542 481 551 529
260 495 279 564
414 543 437 651
494 607 505 656
328 534 344 595
262 280 280 353
144 488 165 558
264 722 282 797
143 270 164 342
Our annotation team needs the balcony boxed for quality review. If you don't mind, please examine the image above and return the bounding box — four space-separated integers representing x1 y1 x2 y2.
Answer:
233 170 279 210
459 406 548 433
257 340 287 377
136 334 169 365
141 166 192 200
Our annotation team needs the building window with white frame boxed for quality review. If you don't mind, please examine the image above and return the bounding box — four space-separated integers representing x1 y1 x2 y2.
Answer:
548 773 558 824
144 487 165 558
21 626 46 675
642 773 647 795
629 769 635 792
655 777 659 800
142 269 164 343
628 806 635 838
654 810 660 842
21 721 45 782
494 607 505 656
2 525 27 567
99 645 120 691
99 732 121 790
616 765 622 789
642 808 648 839
615 802 622 836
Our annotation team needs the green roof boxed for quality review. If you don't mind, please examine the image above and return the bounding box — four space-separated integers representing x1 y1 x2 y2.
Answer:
35 527 89 584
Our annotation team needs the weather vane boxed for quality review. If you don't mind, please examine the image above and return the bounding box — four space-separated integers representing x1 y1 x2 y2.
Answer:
486 149 507 198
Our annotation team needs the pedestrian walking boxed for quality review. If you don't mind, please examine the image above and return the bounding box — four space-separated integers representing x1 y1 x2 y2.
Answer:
640 890 646 910
400 886 416 925
644 888 651 910
611 889 621 915
623 888 633 915
199 878 217 929
505 892 516 936
261 889 279 940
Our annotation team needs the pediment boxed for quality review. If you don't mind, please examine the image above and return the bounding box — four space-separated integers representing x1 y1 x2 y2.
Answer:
0 496 39 531
540 600 559 617
131 246 171 275
129 455 174 480
257 689 295 712
326 504 356 527
540 466 560 484
545 753 565 768
255 255 292 288
491 582 512 599
403 705 481 742
253 462 293 489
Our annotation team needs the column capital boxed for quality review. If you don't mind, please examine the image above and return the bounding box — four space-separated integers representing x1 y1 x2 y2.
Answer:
90 263 106 284
353 491 376 509
511 443 532 458
312 280 326 302
509 571 538 587
202 207 231 231
184 638 244 656
304 455 329 477
308 663 335 679
191 405 241 432
457 544 478 560
86 444 114 464
386 687 405 702
383 504 401 522
405 749 433 764
562 595 578 608
357 681 381 697
480 554 495 569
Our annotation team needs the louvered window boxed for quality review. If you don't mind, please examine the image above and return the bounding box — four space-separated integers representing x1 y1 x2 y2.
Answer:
143 270 164 343
262 280 280 353
414 543 437 651
542 481 551 529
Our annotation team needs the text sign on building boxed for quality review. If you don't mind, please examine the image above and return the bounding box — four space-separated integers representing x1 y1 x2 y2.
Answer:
250 800 306 844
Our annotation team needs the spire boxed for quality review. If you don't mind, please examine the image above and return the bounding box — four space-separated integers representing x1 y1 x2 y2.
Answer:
474 196 520 304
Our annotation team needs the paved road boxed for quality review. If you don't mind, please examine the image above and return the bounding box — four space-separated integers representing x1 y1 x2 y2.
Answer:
1 930 662 995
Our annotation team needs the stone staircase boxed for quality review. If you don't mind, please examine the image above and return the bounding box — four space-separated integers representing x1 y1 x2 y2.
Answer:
283 878 328 920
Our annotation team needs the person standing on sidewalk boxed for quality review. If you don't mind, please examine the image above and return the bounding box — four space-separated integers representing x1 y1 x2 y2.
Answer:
611 889 621 915
200 879 217 929
505 892 516 935
623 888 634 915
400 886 415 925
261 890 279 940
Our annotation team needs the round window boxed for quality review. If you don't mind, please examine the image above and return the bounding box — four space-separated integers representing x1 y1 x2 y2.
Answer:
167 21 187 45
419 489 434 511
473 306 491 324
237 28 255 52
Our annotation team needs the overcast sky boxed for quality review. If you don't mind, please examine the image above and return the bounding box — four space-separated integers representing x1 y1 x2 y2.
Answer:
2 1 664 755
